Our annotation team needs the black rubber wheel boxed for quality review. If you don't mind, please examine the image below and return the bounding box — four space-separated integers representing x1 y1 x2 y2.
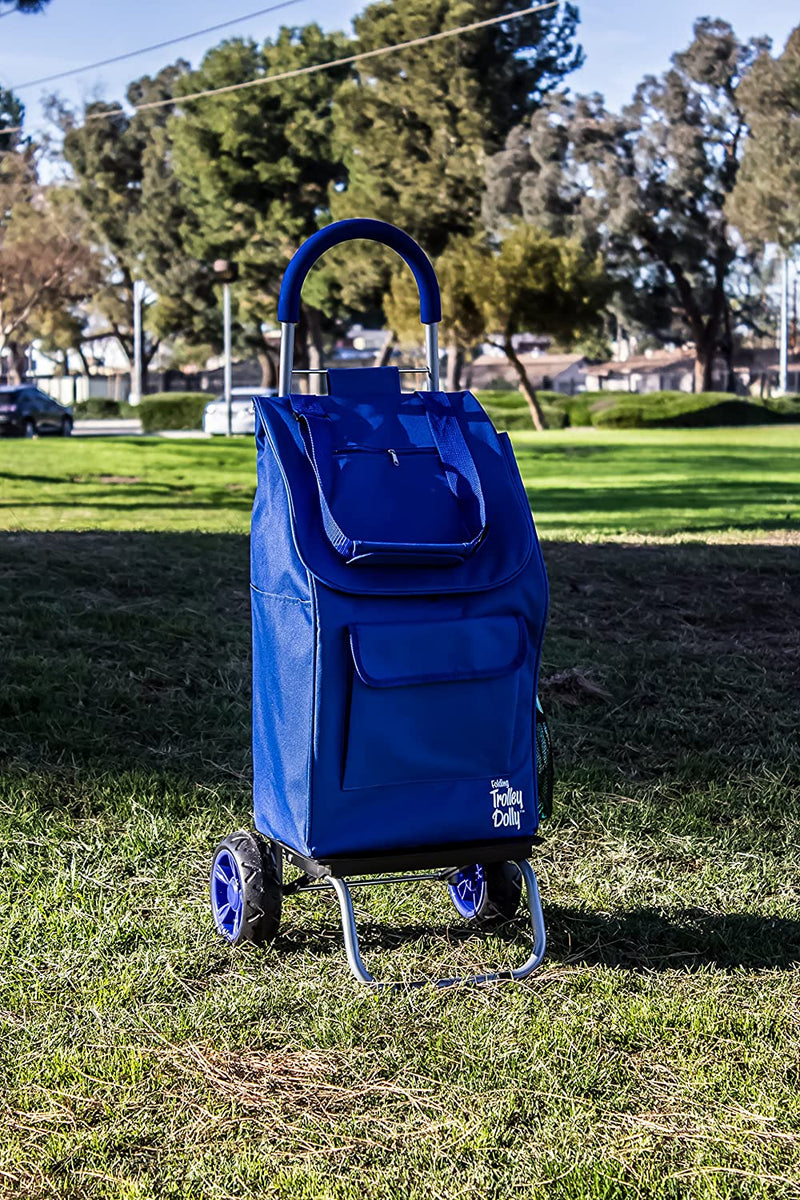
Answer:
448 861 523 923
210 830 282 946
61 417 73 436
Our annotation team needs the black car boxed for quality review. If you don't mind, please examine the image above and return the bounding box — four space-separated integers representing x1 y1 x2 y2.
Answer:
0 386 73 437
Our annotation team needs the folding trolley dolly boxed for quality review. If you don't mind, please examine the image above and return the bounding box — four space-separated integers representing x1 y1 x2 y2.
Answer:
210 219 552 987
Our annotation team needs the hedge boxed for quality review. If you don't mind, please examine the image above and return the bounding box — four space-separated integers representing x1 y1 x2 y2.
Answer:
476 388 800 431
73 397 133 419
138 392 208 433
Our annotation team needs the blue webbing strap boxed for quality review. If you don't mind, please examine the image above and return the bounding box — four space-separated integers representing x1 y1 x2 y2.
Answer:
291 392 487 562
291 400 356 558
423 391 487 553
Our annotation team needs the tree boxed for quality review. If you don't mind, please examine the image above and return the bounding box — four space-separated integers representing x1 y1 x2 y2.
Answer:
330 0 581 312
385 238 485 390
62 63 218 390
0 1 50 13
0 157 99 383
0 87 24 153
484 20 770 391
728 25 800 251
387 225 606 429
169 25 352 384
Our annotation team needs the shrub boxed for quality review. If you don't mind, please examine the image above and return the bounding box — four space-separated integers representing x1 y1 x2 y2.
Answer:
589 392 786 428
138 392 208 433
478 387 798 431
73 397 133 419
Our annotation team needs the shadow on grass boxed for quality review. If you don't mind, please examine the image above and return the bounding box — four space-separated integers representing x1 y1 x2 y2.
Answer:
264 904 800 973
544 905 800 971
0 531 797 787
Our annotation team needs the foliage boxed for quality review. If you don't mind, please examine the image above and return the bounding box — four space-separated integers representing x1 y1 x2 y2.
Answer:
728 25 800 251
138 392 208 433
390 226 606 429
0 0 50 11
0 150 100 383
169 25 352 380
62 64 217 386
330 0 582 311
484 20 772 391
0 86 24 154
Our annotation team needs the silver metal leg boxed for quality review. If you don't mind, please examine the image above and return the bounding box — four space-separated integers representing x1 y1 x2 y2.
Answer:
326 860 546 989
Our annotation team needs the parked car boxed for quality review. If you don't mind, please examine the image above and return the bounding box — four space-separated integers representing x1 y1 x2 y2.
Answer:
0 385 73 437
203 387 277 436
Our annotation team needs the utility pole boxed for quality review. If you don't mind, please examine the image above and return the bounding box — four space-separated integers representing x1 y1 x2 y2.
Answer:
778 250 789 396
130 279 145 406
213 259 239 436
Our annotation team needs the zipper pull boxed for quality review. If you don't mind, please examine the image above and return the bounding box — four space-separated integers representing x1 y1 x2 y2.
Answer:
388 449 399 466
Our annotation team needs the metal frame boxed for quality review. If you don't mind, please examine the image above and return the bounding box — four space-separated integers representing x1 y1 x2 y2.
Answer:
278 320 440 397
283 859 547 988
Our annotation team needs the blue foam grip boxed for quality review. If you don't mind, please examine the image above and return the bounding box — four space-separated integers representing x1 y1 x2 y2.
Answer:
278 219 442 325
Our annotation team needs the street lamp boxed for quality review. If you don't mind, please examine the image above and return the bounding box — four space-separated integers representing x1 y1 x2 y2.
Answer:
212 259 239 436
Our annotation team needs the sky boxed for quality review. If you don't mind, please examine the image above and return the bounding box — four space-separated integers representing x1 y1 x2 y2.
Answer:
0 0 797 143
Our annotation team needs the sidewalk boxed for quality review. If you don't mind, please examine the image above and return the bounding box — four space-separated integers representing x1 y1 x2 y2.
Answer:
73 420 212 439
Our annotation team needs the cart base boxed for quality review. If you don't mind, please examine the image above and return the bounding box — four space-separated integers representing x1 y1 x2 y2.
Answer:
280 836 541 880
314 859 546 988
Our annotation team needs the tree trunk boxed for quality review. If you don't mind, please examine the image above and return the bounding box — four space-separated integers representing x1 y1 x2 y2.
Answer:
693 345 714 393
376 330 396 368
721 300 736 393
445 341 463 392
257 346 277 390
77 344 92 377
502 337 546 431
5 340 28 384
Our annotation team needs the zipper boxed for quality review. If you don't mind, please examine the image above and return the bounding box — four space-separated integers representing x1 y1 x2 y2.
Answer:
334 445 439 467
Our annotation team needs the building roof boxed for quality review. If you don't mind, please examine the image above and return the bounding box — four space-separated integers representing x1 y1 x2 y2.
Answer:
589 351 694 378
472 351 585 376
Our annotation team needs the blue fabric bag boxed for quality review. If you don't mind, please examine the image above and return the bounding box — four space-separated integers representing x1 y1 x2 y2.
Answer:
251 221 548 865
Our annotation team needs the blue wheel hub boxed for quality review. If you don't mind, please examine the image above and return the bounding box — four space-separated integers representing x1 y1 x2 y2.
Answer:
211 848 244 941
448 864 486 919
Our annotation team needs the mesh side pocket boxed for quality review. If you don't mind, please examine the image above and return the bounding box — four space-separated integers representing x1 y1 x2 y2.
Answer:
535 695 554 822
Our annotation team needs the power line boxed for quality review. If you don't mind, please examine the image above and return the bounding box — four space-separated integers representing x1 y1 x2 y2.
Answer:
1 1 560 136
9 0 309 91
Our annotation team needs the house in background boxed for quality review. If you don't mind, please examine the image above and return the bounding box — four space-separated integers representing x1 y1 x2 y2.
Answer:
466 351 587 393
585 350 708 393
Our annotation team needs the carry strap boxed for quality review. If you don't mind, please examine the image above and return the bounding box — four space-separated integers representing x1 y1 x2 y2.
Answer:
291 391 487 564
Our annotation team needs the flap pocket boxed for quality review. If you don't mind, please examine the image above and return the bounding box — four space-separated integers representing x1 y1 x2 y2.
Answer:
350 615 526 689
343 615 530 791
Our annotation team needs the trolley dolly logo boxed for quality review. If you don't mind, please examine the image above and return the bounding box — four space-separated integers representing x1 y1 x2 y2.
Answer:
490 778 524 829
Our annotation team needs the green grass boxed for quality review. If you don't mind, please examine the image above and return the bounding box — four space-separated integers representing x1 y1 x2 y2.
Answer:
1 432 799 1198
2 425 799 538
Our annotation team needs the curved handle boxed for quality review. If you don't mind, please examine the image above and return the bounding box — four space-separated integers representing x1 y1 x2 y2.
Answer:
277 219 442 325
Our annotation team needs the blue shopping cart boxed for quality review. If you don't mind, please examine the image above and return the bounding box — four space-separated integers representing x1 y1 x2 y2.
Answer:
210 219 552 986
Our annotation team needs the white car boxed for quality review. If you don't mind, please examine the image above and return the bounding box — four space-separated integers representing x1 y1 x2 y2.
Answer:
203 387 276 435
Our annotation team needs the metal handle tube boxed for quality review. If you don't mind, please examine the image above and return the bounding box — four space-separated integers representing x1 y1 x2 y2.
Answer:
278 318 439 398
425 324 440 392
276 220 441 398
278 322 295 398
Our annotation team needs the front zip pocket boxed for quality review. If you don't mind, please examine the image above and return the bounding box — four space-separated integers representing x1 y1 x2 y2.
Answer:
342 615 530 791
333 445 440 466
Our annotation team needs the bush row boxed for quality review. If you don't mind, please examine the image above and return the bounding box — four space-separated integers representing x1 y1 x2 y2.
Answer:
477 389 800 431
72 397 134 419
138 393 208 433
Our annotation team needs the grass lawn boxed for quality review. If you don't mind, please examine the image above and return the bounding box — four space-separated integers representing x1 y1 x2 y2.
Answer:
2 423 799 538
1 429 799 1198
